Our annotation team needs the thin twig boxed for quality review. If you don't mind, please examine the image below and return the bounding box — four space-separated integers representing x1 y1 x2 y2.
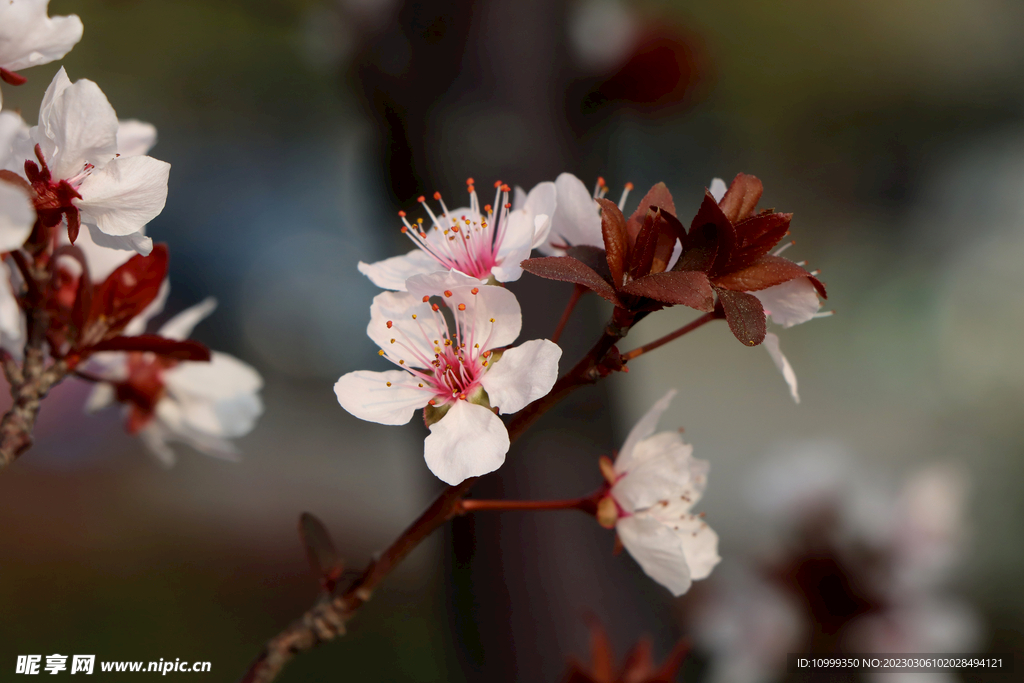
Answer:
239 310 637 683
551 284 586 344
620 311 720 362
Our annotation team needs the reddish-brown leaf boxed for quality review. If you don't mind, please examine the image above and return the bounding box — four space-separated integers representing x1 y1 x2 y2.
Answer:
626 182 675 243
90 244 169 334
621 271 714 312
628 208 660 280
674 218 718 273
713 255 813 293
651 209 686 274
718 173 763 223
86 335 212 361
689 191 735 276
596 198 628 287
299 512 344 593
716 287 766 346
53 244 94 332
728 212 791 270
565 245 614 283
521 256 622 306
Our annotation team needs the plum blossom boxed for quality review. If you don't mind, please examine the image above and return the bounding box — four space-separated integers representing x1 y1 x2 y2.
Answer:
0 111 35 250
597 389 719 596
82 294 264 465
708 177 828 403
335 271 562 485
8 68 169 254
0 0 83 109
358 179 553 289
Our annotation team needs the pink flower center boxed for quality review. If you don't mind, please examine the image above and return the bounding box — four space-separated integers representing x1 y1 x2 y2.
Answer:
380 287 498 406
397 179 513 280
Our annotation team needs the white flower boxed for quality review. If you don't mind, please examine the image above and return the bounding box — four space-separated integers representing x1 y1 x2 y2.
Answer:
709 177 827 403
0 259 25 357
603 389 719 596
0 0 83 109
358 180 553 289
335 270 562 485
83 295 264 465
13 68 169 255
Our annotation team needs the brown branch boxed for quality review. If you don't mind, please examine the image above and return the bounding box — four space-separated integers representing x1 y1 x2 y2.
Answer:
239 309 638 683
620 310 720 362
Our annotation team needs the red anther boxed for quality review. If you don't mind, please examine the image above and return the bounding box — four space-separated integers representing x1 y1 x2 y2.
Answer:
422 295 430 302
500 184 510 192
433 191 441 200
418 231 427 238
471 287 479 295
443 290 453 298
431 304 440 312
451 225 460 233
386 321 393 328
504 203 511 209
484 204 492 213
457 303 466 311
417 195 425 203
624 182 634 190
428 399 437 406
466 177 474 185
494 180 502 188
597 176 606 187
400 226 408 233
398 210 406 217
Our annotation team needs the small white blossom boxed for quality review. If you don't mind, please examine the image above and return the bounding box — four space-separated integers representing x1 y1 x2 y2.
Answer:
335 270 562 485
605 389 720 596
535 172 605 255
0 0 83 109
358 180 553 289
10 68 170 255
83 294 264 465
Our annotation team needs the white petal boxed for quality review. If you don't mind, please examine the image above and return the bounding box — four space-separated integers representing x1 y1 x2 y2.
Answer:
512 185 527 210
0 4 82 71
80 223 153 258
0 110 31 172
334 369 430 426
612 435 707 512
357 249 442 290
671 512 720 581
0 259 25 357
161 353 263 438
157 297 216 341
116 119 157 157
44 76 119 180
406 272 522 351
76 155 170 236
763 332 799 403
367 289 437 365
479 338 561 414
37 66 72 134
138 421 177 466
491 210 535 282
523 181 557 223
615 389 678 474
709 178 727 202
0 182 34 251
542 172 602 255
70 223 150 283
84 382 116 413
423 399 509 485
754 278 821 329
122 278 169 336
617 515 693 596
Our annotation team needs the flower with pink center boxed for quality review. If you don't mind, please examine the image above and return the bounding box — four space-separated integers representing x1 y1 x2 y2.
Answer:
0 0 82 109
708 177 830 403
596 389 719 596
358 179 553 289
3 68 169 254
335 271 562 485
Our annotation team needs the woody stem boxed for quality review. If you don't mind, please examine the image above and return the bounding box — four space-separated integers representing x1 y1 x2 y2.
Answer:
239 309 637 683
551 284 586 344
620 311 721 362
459 494 599 515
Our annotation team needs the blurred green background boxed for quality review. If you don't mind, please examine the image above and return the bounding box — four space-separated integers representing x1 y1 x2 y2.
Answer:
2 0 1023 680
